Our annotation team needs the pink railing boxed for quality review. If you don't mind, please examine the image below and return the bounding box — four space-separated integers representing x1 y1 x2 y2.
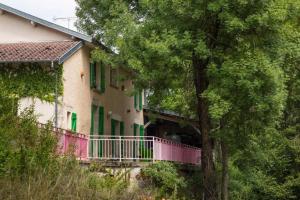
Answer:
153 137 201 165
89 135 201 165
39 124 201 165
38 124 88 160
57 131 88 160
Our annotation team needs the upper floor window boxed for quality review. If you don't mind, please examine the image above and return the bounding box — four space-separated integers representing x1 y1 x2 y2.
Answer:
90 62 105 93
134 90 143 111
110 67 118 88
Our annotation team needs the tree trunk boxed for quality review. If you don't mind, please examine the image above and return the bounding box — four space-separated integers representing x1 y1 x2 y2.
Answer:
221 141 229 200
193 57 217 200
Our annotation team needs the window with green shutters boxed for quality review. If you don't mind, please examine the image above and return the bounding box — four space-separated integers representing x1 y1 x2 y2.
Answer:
90 62 96 89
71 113 77 132
134 91 143 111
90 61 105 93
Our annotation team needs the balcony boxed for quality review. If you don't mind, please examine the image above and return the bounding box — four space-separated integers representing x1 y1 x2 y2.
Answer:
40 124 201 165
89 136 201 165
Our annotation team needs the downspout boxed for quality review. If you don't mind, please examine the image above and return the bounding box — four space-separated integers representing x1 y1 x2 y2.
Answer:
51 61 58 128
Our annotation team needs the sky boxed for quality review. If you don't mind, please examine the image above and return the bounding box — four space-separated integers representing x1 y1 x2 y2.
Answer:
0 0 78 30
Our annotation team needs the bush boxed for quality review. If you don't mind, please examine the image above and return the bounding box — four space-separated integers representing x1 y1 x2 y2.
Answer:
0 105 138 200
139 162 186 199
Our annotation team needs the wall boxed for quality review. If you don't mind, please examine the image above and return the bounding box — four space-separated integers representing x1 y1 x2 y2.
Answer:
61 46 144 135
18 97 64 128
0 11 70 43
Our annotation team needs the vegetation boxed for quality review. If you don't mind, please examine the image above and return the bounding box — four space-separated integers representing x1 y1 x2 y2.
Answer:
139 162 203 200
0 63 63 102
76 0 300 199
0 101 202 199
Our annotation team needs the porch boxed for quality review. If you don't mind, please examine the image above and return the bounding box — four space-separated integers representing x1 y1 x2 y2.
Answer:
45 126 201 165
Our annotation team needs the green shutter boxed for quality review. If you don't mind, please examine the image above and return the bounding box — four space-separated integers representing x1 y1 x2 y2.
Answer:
133 123 139 159
120 121 124 136
89 105 96 158
98 106 104 135
139 91 143 111
139 125 144 150
120 121 124 157
139 125 144 137
71 113 77 132
133 123 139 136
134 93 138 110
96 106 104 158
100 63 106 93
90 105 96 135
111 119 116 155
90 62 96 88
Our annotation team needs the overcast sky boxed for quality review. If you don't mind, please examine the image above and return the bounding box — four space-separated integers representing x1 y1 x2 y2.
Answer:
0 0 78 30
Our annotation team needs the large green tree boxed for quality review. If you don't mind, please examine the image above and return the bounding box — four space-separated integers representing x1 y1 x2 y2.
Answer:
76 0 299 199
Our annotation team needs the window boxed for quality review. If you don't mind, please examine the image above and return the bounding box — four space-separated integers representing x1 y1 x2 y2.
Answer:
90 105 105 135
110 67 118 88
134 91 143 111
90 62 105 93
71 112 77 132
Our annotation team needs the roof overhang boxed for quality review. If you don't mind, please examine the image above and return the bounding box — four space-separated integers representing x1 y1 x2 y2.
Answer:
143 107 199 126
0 41 83 64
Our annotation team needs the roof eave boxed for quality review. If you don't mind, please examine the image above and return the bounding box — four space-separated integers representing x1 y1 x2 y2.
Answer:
58 41 83 64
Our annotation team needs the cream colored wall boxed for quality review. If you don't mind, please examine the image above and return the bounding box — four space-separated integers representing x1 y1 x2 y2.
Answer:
1 10 143 135
61 46 144 135
0 11 70 43
18 97 64 128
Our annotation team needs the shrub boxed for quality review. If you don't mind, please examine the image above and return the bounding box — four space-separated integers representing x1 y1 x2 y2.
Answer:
139 161 186 199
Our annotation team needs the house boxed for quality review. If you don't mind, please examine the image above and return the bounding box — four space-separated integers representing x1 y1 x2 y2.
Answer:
0 3 201 165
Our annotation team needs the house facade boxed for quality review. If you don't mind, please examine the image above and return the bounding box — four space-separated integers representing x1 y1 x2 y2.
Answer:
0 3 201 165
0 3 144 138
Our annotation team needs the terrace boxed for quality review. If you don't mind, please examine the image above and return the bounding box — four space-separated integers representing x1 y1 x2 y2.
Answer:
40 125 201 165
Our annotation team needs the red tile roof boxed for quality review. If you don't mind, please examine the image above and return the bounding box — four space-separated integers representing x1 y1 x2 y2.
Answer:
0 41 80 63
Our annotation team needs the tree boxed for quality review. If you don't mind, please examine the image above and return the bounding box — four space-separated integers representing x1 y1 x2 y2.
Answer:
75 1 299 199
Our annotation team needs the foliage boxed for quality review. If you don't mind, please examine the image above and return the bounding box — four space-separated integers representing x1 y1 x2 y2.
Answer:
140 162 186 199
0 106 58 177
0 63 63 102
76 0 300 199
0 101 138 200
